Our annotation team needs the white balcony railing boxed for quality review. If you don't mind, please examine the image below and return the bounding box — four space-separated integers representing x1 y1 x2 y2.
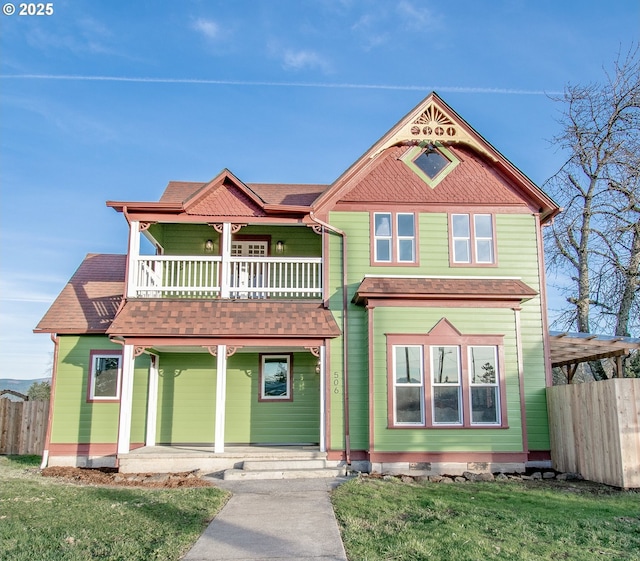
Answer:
133 255 322 299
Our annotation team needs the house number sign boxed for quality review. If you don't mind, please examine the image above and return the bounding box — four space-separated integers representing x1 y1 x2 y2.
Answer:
333 371 340 394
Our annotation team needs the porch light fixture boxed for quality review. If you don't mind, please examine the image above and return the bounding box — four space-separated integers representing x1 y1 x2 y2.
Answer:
275 240 285 254
315 359 321 375
204 239 214 252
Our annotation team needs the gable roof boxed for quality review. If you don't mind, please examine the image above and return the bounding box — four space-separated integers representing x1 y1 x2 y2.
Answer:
34 254 125 334
159 181 327 208
338 144 525 206
107 170 326 218
181 169 266 217
313 92 559 222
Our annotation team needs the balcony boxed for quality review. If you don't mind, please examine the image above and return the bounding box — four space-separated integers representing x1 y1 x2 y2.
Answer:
132 255 323 299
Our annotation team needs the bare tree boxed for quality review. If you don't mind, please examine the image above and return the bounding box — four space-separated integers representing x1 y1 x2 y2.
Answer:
545 45 640 342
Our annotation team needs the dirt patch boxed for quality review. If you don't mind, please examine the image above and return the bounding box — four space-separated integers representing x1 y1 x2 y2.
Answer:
41 466 214 488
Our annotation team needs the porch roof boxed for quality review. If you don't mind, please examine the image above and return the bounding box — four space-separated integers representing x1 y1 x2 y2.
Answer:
352 276 538 306
107 299 341 338
549 331 640 368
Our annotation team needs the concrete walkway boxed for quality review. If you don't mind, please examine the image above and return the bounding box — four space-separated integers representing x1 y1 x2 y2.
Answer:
182 477 349 561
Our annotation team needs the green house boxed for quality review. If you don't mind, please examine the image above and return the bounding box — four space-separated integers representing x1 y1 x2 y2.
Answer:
35 93 559 476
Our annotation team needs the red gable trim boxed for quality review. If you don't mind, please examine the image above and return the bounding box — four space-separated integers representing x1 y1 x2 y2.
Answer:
313 92 559 223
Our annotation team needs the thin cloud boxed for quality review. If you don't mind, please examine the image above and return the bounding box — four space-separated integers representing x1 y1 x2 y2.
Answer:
192 17 221 40
282 49 331 72
0 74 562 95
397 1 443 31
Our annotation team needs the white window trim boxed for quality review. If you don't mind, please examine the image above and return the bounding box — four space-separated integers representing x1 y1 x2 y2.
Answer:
396 213 416 263
430 345 463 426
89 353 122 401
451 213 495 265
468 345 501 426
452 214 472 264
473 214 494 264
373 212 393 263
260 354 292 401
393 345 425 426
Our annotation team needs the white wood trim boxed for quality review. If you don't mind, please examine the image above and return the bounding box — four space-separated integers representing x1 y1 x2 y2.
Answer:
126 221 141 298
319 345 326 453
220 224 231 298
214 345 227 453
145 354 159 447
117 345 135 455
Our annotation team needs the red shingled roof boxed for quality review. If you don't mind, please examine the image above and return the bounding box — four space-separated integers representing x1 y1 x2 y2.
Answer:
247 183 327 206
107 300 341 338
160 180 327 208
353 276 537 306
34 254 125 334
340 145 525 206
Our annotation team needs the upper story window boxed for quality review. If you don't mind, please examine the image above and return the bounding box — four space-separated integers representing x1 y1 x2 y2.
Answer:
451 213 495 265
401 143 460 189
373 212 416 264
88 351 121 402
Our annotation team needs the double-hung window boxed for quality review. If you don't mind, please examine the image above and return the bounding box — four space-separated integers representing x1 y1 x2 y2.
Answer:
451 213 495 264
468 346 500 424
392 345 424 425
88 351 122 401
430 346 462 425
373 212 416 264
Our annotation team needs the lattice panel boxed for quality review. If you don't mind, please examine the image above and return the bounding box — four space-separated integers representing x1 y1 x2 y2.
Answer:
410 105 457 140
375 100 495 161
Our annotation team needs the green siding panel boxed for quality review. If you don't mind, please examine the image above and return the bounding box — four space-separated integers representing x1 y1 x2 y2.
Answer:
153 224 321 258
225 353 320 445
327 211 551 454
156 353 216 444
51 336 149 445
155 352 320 446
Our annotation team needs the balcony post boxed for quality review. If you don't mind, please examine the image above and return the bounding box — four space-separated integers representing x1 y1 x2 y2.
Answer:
220 223 231 298
126 221 140 298
117 344 135 455
214 345 227 453
145 354 159 447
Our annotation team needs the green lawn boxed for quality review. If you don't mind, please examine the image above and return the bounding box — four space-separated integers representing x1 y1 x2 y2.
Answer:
332 476 640 561
0 456 229 561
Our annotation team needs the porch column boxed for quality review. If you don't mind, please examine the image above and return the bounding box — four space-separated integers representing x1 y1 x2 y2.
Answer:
145 353 159 447
117 344 135 455
214 345 227 453
126 221 141 298
319 345 326 453
220 223 232 298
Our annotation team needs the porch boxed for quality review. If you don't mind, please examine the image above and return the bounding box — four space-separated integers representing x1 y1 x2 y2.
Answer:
118 445 346 478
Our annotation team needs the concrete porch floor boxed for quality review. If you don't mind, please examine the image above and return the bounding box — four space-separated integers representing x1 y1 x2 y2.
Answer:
118 444 336 474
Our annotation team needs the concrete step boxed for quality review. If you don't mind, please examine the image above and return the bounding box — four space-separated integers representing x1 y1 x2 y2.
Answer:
223 467 346 481
243 459 328 471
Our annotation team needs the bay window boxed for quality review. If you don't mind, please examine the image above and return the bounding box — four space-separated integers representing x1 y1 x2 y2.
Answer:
387 332 505 428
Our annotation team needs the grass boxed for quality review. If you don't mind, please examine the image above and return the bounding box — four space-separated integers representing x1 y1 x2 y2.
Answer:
332 476 640 561
0 455 229 561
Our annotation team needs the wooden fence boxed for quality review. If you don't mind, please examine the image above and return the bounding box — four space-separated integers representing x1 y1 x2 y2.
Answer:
547 378 640 489
0 398 49 455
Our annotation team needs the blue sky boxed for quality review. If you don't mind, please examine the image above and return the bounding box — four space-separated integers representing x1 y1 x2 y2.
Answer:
1 0 638 380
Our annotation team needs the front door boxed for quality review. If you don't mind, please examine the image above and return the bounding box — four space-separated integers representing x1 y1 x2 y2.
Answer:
231 240 269 297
